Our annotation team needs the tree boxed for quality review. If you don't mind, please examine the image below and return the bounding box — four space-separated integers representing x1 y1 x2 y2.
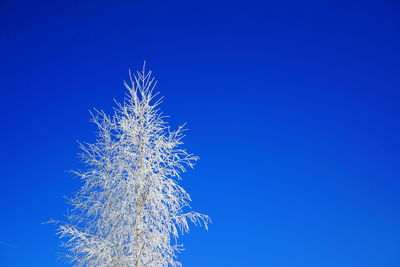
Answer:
56 64 209 267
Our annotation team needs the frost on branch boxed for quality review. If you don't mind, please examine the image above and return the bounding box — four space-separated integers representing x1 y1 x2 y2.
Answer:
56 64 209 267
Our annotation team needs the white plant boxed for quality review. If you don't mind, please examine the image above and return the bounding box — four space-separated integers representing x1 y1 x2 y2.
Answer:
56 64 209 267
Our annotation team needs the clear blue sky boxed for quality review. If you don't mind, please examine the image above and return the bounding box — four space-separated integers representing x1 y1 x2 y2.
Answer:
1 1 400 266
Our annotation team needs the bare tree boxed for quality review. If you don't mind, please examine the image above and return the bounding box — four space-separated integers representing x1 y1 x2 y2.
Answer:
56 63 209 267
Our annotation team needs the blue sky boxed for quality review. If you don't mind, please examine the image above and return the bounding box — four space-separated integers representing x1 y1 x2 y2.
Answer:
1 1 400 266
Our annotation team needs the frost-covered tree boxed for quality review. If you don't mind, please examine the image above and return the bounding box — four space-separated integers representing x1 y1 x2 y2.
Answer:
56 64 209 267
